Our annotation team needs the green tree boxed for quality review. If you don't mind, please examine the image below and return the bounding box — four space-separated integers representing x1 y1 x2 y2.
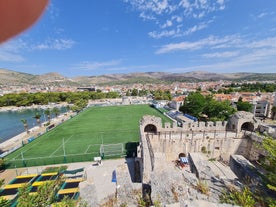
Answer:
131 88 138 96
16 183 32 207
106 91 119 98
236 97 252 112
262 136 276 192
31 181 57 206
0 180 7 207
17 179 63 207
180 92 236 120
180 92 205 117
138 89 149 97
204 99 235 121
33 112 41 127
0 158 5 170
21 119 29 134
71 99 88 112
32 93 47 105
0 193 11 206
52 107 60 118
44 108 51 123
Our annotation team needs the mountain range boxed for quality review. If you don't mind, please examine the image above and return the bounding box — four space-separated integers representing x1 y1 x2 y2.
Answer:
0 68 275 87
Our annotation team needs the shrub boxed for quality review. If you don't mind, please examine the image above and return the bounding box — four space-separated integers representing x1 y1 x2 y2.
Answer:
196 179 209 195
220 187 255 207
42 165 68 173
201 146 207 153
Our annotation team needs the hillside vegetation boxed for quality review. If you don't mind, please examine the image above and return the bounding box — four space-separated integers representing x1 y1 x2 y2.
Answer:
1 68 276 87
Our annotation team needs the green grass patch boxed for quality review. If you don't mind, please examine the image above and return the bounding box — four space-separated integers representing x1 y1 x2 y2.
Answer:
5 104 172 168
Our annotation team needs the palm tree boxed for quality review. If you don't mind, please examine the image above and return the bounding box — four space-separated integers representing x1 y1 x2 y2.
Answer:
52 107 60 118
21 119 29 133
33 112 42 127
44 108 51 123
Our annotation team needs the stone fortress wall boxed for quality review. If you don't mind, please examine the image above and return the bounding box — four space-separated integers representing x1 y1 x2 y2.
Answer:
137 111 268 183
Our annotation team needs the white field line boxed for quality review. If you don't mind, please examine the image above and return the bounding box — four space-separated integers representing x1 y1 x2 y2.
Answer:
85 144 101 154
49 135 73 157
11 133 53 160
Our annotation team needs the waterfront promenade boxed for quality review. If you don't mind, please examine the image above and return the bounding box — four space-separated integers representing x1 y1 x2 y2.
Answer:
0 110 75 153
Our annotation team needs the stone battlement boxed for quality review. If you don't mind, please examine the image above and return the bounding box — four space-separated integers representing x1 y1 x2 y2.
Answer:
141 115 228 133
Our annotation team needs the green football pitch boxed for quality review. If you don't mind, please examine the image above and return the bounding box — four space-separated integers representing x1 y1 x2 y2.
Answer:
5 104 172 168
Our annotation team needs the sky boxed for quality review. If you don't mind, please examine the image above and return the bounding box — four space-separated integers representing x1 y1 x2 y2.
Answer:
0 0 276 77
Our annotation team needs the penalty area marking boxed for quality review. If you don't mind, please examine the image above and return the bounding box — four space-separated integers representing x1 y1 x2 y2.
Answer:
84 144 101 154
49 135 73 157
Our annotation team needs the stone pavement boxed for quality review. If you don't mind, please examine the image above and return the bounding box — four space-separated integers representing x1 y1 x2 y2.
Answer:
0 158 131 206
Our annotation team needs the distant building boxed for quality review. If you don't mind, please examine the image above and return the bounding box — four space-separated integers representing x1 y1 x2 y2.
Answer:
168 95 185 110
272 92 276 120
214 94 232 102
253 100 270 118
76 87 96 92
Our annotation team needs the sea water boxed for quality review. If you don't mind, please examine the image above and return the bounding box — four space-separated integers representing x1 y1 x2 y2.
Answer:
0 107 67 143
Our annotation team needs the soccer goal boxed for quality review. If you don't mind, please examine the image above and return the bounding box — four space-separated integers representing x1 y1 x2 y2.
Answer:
99 143 125 158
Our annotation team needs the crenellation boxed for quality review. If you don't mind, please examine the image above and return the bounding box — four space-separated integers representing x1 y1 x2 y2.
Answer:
176 120 229 132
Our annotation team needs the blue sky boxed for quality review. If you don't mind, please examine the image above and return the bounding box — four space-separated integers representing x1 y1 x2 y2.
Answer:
0 0 276 77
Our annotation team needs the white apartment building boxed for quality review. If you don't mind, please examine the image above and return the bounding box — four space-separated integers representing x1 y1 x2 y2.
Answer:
253 100 270 118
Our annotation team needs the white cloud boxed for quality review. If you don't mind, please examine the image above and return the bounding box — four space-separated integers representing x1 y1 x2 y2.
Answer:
33 39 75 50
156 35 240 54
149 20 211 39
236 47 276 64
166 35 276 73
170 48 276 73
217 0 225 10
0 39 27 62
47 2 60 20
161 20 173 28
73 60 122 71
0 37 75 62
148 30 177 39
183 21 209 35
155 34 276 74
247 37 276 48
202 51 239 58
0 51 25 62
0 39 27 52
172 15 183 23
139 12 156 21
103 64 159 73
257 12 268 18
71 61 159 75
124 0 226 39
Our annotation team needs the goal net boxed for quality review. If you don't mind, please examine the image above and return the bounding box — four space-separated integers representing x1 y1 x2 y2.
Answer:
100 143 125 158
